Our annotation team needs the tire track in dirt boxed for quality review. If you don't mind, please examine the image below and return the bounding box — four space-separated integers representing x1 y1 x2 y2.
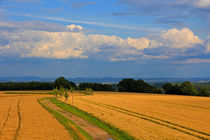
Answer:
43 98 112 140
14 99 21 140
77 98 209 140
0 100 13 136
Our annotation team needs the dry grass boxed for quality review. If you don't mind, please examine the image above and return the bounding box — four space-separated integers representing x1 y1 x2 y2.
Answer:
0 94 72 140
71 91 210 140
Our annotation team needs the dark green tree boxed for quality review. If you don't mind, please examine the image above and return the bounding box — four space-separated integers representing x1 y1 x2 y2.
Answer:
162 83 174 94
54 77 69 89
199 88 210 97
118 79 136 92
118 78 161 93
54 77 76 89
180 81 198 96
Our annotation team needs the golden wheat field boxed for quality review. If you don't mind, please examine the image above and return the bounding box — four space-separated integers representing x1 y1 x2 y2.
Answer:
0 92 72 140
67 91 210 140
1 91 210 140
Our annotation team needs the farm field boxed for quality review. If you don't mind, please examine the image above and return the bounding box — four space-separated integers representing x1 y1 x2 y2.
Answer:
0 92 72 140
0 91 210 140
66 91 210 140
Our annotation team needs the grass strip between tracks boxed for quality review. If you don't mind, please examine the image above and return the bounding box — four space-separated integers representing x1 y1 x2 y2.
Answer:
38 98 92 140
48 97 135 140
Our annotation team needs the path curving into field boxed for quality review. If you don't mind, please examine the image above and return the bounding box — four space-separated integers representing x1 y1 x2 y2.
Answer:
42 98 111 140
0 94 72 140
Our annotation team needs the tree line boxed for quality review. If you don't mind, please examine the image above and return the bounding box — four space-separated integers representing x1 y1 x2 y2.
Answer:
162 81 210 97
0 77 114 91
118 79 210 96
0 77 209 97
0 81 54 90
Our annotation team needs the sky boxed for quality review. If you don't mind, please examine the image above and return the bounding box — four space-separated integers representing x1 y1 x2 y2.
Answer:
0 0 210 78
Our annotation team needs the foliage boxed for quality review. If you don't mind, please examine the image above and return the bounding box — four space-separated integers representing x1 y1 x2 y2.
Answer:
193 83 210 92
180 81 198 96
162 81 210 96
79 82 115 91
86 88 93 94
58 86 65 97
70 87 74 93
162 83 174 94
54 77 76 89
70 87 74 106
118 78 162 93
64 89 69 102
80 88 94 95
38 98 92 140
53 88 59 98
199 88 210 97
0 81 54 91
48 97 135 140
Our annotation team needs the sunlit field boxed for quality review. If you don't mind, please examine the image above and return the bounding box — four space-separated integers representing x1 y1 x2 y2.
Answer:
67 91 210 140
1 91 210 140
0 92 72 140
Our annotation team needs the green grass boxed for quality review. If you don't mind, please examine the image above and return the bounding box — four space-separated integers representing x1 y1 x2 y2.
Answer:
48 97 135 140
5 92 54 95
38 98 93 140
80 91 94 95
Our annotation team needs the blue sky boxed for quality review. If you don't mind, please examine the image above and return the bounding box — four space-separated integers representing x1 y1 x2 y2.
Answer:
0 0 210 78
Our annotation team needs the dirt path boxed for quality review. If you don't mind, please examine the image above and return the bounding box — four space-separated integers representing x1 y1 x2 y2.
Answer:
43 99 112 140
0 94 72 140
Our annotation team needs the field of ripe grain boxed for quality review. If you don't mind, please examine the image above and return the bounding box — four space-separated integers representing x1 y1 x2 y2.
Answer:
71 91 210 140
0 93 72 140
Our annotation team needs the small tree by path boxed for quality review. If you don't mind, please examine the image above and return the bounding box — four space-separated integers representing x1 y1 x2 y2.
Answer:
53 88 59 99
85 88 94 95
88 88 93 94
59 86 65 98
70 87 74 106
64 89 69 107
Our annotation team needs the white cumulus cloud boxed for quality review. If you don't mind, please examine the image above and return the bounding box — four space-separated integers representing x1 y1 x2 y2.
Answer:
0 22 207 62
159 28 203 48
0 28 148 60
66 24 83 32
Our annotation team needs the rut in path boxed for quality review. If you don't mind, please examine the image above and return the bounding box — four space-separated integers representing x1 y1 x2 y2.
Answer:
14 99 22 140
0 100 14 136
43 99 112 140
77 98 210 140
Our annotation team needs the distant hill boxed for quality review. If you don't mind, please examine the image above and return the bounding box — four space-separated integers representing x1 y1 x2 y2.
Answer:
0 76 210 84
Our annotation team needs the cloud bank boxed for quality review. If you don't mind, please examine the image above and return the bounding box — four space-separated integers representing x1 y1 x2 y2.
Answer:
0 21 208 62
